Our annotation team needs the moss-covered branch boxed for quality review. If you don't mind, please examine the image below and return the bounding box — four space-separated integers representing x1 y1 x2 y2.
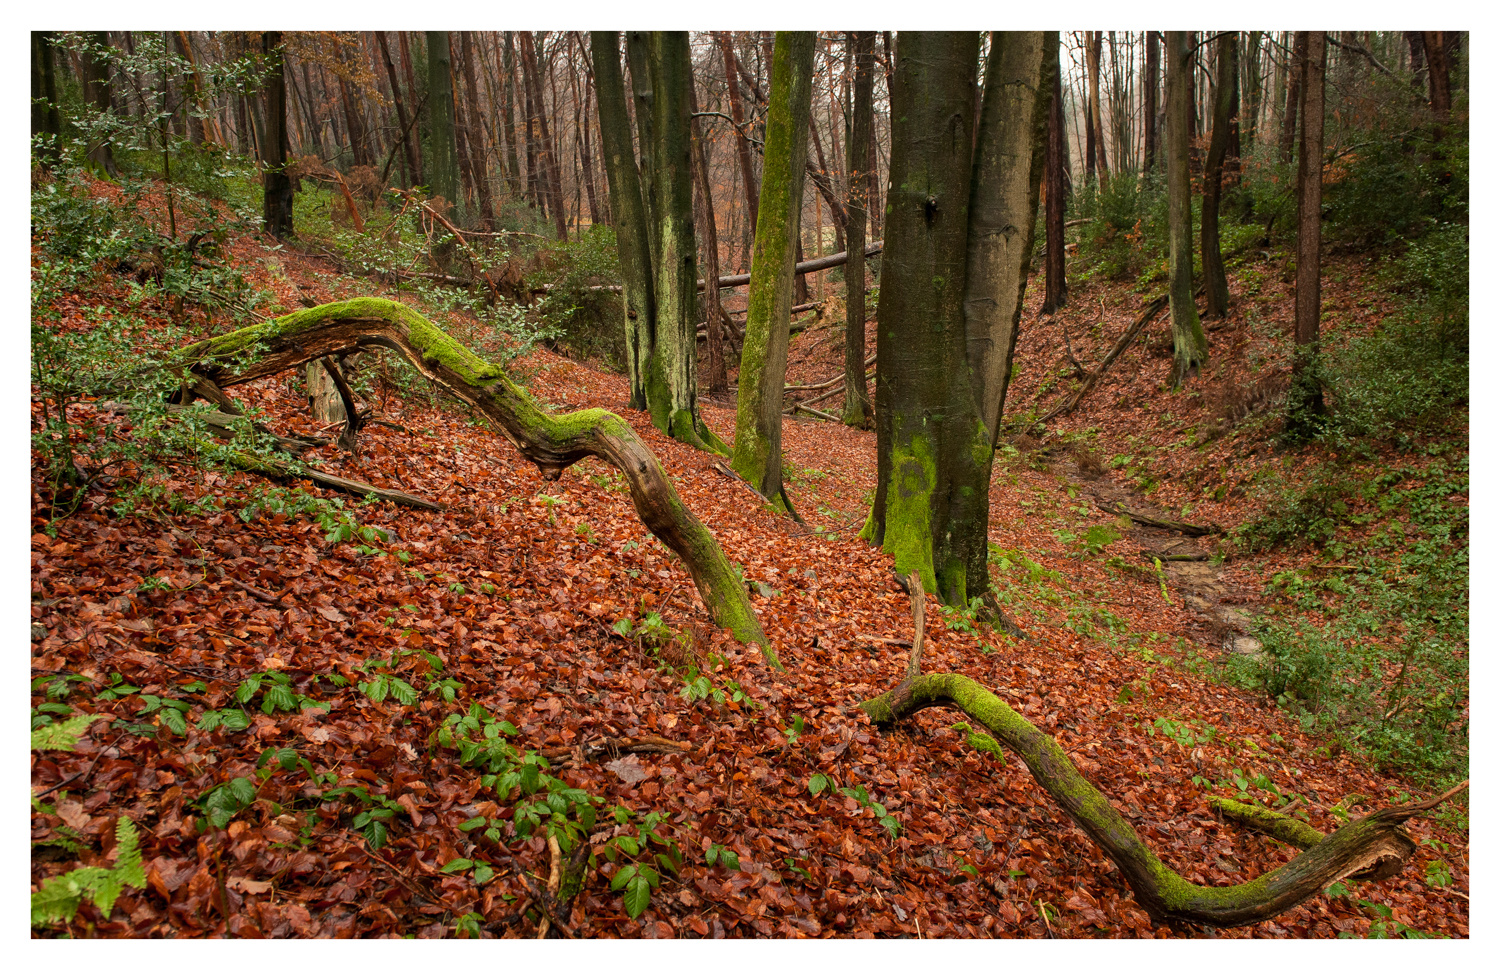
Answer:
174 298 775 664
861 672 1460 928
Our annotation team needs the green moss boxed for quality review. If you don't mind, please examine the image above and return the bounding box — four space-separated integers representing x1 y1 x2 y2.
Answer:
880 420 938 594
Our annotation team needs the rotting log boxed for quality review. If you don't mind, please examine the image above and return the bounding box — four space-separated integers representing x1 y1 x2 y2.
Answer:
860 672 1465 928
171 298 775 662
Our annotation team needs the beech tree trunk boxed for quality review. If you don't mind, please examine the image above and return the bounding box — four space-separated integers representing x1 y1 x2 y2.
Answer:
716 31 761 245
730 31 816 515
590 31 655 411
1201 31 1237 319
499 33 522 198
261 32 294 240
173 299 773 661
1165 30 1207 387
645 31 724 453
1241 31 1263 153
1279 31 1307 164
841 31 876 429
460 32 496 228
1042 40 1068 314
862 672 1461 928
375 32 421 189
1143 31 1160 172
1287 30 1327 439
689 71 728 395
1086 31 1109 190
425 32 463 221
1421 31 1452 123
520 32 569 241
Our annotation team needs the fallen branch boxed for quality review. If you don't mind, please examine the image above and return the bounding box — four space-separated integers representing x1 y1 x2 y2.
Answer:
173 298 773 661
785 402 838 422
1100 500 1222 537
861 672 1467 928
784 354 877 393
1031 294 1169 428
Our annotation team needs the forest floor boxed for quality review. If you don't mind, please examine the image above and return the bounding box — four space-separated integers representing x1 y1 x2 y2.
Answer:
31 179 1469 939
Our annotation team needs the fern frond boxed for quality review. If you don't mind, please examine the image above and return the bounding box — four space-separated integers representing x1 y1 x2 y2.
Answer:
31 713 100 752
114 817 146 888
30 873 84 926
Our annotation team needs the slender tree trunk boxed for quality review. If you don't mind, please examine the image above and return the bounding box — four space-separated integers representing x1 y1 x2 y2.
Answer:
1279 31 1307 163
576 44 603 228
395 34 423 182
337 45 372 168
806 118 848 256
451 49 481 223
689 70 728 395
262 31 294 240
1086 31 1109 189
590 32 655 411
1242 31 1263 153
842 31 876 429
645 31 723 453
1165 30 1206 387
519 36 543 214
1043 40 1069 315
860 31 983 604
716 31 761 241
460 32 496 227
499 33 522 198
1144 31 1160 172
1201 32 1237 319
1287 30 1327 438
1421 31 1452 123
425 32 463 221
732 31 817 510
375 32 421 189
520 32 569 240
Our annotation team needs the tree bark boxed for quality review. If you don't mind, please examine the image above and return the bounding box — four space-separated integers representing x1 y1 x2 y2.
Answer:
31 31 63 167
646 32 724 453
716 31 761 244
499 33 522 198
1421 31 1452 123
860 31 984 605
1143 31 1160 172
425 32 463 222
261 31 294 240
730 31 816 515
460 32 496 228
1042 40 1068 315
1279 31 1307 164
1085 31 1109 190
590 32 655 411
1201 31 1237 320
689 70 728 395
1241 31 1263 154
861 672 1461 928
79 32 118 177
1287 30 1327 439
174 298 774 661
375 32 421 189
1165 31 1207 387
336 42 372 168
841 31 876 429
520 32 569 241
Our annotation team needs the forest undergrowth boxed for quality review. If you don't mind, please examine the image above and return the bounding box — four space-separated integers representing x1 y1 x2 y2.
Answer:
31 165 1468 939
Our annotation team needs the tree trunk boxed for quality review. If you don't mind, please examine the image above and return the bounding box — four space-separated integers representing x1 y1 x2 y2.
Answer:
425 32 463 222
1086 31 1109 190
1287 30 1327 440
374 32 421 189
1279 31 1307 164
1042 40 1068 315
1421 31 1452 123
860 31 983 605
1201 31 1237 320
1143 31 1160 172
689 70 728 395
79 32 118 176
31 31 62 167
337 45 372 168
1242 31 1263 153
460 32 496 228
450 44 481 224
716 31 761 240
174 298 773 661
578 57 603 228
1165 30 1207 387
498 33 522 200
645 32 723 453
862 672 1460 928
520 32 569 240
591 32 656 412
805 117 848 256
262 31 294 241
518 35 544 214
841 31 876 429
730 30 816 514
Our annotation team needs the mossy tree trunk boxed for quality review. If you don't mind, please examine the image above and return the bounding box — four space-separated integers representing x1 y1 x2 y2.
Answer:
861 32 984 605
173 298 775 664
590 31 656 411
861 672 1460 928
645 32 726 455
425 32 463 223
841 31 875 429
261 31 294 241
730 31 816 511
863 32 1052 608
1286 30 1327 440
1165 30 1207 388
1201 31 1237 320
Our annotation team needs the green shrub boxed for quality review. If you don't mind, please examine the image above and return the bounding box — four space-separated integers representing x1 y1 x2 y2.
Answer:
1237 466 1356 552
531 224 625 367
